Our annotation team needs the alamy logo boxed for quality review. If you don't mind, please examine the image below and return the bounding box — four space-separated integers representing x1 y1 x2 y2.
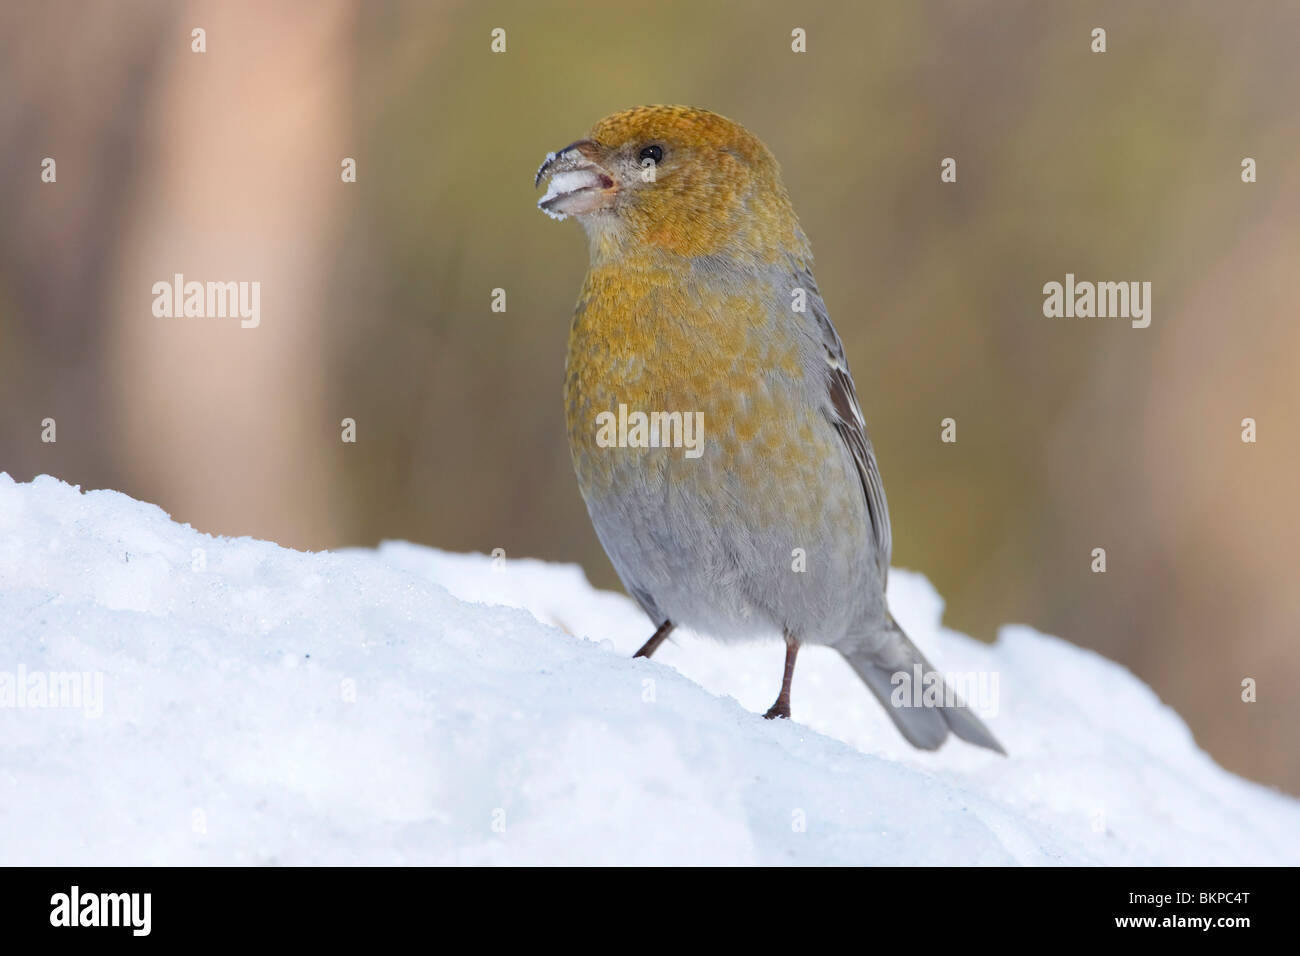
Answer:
0 665 103 717
890 664 1000 718
50 886 151 936
152 273 261 328
1042 273 1151 328
595 404 705 459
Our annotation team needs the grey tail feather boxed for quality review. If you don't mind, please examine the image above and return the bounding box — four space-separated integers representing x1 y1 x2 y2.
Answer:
836 619 1006 755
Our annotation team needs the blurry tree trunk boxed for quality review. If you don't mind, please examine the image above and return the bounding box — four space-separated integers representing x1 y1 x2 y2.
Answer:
109 0 358 546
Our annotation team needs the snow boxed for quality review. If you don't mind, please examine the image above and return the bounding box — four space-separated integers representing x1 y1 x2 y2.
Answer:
0 473 1295 865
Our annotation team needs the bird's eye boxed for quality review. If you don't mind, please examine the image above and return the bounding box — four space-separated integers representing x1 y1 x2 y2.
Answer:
638 145 663 165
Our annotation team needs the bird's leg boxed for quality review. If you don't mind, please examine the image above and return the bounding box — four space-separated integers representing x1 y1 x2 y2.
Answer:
633 620 674 659
763 631 801 719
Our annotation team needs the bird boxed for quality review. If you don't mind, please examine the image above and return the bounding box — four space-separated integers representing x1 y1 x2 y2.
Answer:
535 105 1004 754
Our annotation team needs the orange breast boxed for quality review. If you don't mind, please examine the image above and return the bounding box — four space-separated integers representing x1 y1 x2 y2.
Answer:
563 260 848 536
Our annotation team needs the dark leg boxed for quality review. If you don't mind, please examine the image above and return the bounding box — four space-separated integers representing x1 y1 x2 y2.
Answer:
763 631 801 719
634 620 674 659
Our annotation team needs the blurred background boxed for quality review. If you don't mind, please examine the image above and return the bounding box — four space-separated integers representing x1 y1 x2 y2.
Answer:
1 0 1296 792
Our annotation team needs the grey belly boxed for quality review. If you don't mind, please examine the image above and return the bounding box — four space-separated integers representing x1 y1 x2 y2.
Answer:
580 431 885 647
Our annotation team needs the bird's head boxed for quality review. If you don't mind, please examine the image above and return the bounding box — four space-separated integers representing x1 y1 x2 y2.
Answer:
535 105 806 263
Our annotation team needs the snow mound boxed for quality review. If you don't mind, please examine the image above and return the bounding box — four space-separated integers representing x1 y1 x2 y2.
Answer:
0 474 1295 865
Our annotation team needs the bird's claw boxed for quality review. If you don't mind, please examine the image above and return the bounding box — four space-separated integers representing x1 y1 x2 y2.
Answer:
763 702 791 720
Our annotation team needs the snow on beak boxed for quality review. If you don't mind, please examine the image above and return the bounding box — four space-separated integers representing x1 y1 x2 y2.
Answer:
535 140 616 220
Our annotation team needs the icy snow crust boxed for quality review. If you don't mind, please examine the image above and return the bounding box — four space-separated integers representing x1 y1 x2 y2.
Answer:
1 474 1295 865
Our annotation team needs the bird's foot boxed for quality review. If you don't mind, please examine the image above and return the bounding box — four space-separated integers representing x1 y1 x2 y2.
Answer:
633 620 674 659
763 699 791 720
763 631 799 719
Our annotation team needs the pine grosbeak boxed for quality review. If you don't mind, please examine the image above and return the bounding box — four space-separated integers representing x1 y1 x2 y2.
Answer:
536 105 1003 753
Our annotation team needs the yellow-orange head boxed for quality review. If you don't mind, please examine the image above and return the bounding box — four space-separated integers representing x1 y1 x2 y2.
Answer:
535 105 808 266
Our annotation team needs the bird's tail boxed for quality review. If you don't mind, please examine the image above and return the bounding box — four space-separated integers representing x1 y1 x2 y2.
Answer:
835 617 1005 754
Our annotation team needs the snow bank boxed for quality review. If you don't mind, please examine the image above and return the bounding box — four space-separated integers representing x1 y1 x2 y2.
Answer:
0 474 1295 865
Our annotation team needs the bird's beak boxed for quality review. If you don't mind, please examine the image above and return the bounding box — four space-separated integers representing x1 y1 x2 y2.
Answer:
535 139 616 220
